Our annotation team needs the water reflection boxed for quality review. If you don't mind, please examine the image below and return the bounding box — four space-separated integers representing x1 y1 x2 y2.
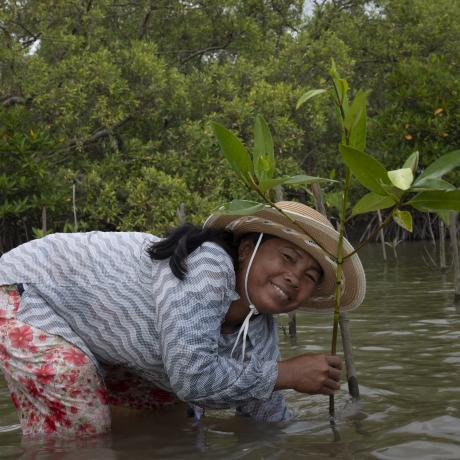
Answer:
0 242 459 459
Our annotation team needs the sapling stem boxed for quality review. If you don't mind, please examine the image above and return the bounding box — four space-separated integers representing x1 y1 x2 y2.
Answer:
329 166 352 422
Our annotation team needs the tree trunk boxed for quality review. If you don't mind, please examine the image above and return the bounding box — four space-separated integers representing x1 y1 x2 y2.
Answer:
72 183 78 232
177 203 186 225
41 207 47 234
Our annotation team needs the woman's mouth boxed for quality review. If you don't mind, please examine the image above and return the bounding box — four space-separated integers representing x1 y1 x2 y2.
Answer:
270 282 290 301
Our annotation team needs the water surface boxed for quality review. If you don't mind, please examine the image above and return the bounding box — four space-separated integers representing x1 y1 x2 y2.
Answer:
1 241 459 459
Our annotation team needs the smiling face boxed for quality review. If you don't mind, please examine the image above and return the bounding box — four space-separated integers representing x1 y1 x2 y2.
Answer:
236 236 323 315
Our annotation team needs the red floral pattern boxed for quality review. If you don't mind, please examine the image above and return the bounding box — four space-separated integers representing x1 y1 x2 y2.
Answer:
63 348 88 365
8 324 33 348
34 364 56 384
0 284 178 437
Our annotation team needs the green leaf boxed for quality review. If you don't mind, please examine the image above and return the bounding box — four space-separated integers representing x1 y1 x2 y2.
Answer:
329 59 340 80
253 115 275 187
380 183 404 201
263 174 335 190
347 90 367 151
436 210 451 226
352 192 395 216
414 150 460 186
403 151 419 174
213 200 266 216
392 209 413 232
339 145 390 195
411 178 455 191
408 190 460 212
344 90 367 132
212 123 253 184
387 168 414 190
296 89 328 109
328 61 349 116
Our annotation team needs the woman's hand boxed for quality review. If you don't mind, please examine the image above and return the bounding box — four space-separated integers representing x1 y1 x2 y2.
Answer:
275 354 342 395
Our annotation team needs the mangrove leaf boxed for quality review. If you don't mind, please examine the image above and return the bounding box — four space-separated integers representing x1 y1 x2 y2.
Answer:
339 145 390 195
352 192 395 216
213 200 266 215
414 150 460 186
388 168 414 190
408 190 460 211
212 123 253 184
392 209 413 232
296 89 328 110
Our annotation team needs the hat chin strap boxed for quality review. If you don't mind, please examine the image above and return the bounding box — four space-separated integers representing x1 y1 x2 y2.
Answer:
231 232 264 361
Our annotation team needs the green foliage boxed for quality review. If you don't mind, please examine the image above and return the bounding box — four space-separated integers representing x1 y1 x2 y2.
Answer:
1 0 460 252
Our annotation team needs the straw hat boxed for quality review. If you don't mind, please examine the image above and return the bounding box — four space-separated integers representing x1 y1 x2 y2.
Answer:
204 201 366 313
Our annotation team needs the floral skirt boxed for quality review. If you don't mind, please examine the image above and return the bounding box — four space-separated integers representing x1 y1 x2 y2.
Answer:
0 284 177 437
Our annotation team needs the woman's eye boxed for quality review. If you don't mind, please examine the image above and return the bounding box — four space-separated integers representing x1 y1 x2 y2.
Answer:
305 272 318 283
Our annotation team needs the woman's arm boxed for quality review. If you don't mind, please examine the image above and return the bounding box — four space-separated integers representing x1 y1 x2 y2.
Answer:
154 243 278 408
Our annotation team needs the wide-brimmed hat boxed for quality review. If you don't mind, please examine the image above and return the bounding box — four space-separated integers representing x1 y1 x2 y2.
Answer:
204 201 366 313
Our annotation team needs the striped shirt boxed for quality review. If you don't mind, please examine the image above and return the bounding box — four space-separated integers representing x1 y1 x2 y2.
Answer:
0 232 291 421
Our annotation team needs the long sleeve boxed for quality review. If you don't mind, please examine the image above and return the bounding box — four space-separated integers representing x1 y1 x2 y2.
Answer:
153 242 278 409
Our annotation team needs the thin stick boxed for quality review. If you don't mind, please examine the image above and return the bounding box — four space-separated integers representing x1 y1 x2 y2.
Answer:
377 210 387 262
42 207 47 234
439 218 446 271
72 183 78 232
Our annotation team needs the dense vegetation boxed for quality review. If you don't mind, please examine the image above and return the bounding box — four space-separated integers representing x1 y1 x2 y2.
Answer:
1 0 459 253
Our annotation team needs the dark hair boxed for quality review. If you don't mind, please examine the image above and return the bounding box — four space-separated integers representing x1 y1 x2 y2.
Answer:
146 224 276 281
146 223 238 280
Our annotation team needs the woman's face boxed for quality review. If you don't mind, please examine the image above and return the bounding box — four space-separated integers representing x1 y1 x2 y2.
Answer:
236 236 322 314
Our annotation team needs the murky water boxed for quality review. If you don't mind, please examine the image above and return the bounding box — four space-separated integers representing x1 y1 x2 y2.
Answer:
1 241 459 459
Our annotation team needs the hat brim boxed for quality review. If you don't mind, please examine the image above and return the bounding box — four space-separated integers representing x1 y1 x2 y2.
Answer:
204 202 366 313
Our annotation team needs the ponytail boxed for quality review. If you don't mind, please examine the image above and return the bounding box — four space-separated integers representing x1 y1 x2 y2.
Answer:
146 223 237 280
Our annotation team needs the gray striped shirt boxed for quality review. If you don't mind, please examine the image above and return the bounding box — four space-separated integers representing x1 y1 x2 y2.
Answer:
0 232 291 421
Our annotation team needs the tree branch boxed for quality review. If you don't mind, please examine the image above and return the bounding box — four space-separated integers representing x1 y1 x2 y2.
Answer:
138 4 154 39
179 32 234 66
2 96 27 107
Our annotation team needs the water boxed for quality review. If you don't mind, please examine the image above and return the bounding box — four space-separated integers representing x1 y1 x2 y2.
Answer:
1 241 459 459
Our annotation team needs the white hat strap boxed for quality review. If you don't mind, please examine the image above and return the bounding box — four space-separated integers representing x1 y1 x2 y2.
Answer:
231 232 263 361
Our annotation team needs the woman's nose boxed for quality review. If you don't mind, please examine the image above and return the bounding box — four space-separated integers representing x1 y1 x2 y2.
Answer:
285 271 299 288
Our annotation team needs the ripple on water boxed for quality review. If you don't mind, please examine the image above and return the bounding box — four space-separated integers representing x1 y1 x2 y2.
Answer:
373 441 460 460
433 331 460 339
416 319 450 325
373 331 414 336
359 346 393 351
388 415 460 443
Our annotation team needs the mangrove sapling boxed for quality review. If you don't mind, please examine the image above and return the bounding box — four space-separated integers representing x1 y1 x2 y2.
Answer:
211 62 460 423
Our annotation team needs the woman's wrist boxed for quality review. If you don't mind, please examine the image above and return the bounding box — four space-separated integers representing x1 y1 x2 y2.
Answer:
274 361 292 391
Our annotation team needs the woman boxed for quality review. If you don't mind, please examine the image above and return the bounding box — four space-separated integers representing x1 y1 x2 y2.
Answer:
0 201 366 436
